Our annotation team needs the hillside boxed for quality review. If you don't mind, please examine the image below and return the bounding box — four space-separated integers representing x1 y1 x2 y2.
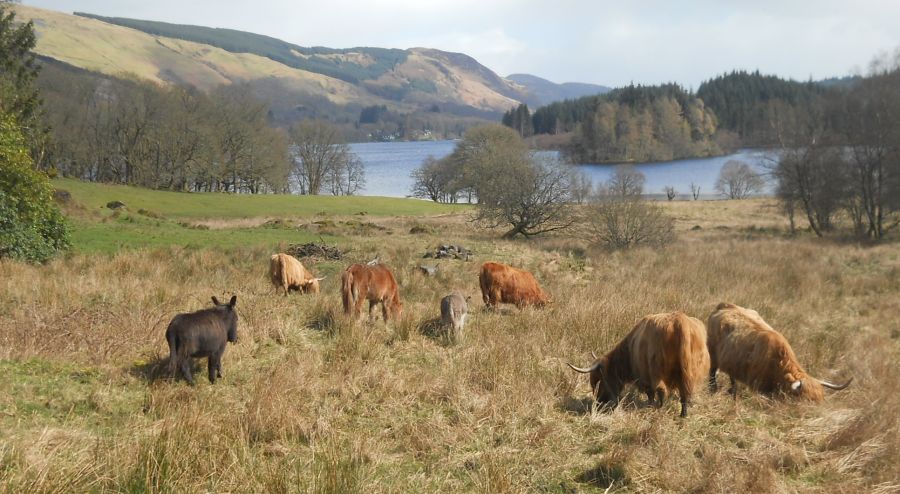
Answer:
507 73 610 107
15 5 538 121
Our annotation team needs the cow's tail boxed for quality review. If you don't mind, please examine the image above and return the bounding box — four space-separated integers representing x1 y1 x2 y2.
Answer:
676 313 710 399
341 268 355 315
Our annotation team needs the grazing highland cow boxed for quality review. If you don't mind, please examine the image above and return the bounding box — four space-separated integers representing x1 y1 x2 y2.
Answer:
166 296 238 385
341 263 402 322
269 253 325 295
568 312 711 418
440 292 470 340
479 261 549 309
707 303 852 401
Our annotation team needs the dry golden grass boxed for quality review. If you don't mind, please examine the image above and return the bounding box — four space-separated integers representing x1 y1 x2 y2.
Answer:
1 207 899 492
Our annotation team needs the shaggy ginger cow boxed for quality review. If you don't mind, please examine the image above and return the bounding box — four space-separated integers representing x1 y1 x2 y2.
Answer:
568 312 711 418
341 263 402 322
269 253 325 295
707 303 852 400
479 261 549 309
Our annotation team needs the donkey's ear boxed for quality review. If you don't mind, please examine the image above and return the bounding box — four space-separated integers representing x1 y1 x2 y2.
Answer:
228 295 237 307
212 296 221 306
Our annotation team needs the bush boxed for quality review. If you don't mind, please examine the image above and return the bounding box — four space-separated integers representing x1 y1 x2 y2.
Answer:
584 196 675 249
0 113 69 262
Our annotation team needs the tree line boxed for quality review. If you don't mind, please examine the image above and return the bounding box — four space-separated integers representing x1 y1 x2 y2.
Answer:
505 84 722 163
770 54 900 240
35 60 364 195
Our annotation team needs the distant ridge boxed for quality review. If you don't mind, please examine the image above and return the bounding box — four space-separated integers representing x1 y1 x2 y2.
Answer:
507 73 610 107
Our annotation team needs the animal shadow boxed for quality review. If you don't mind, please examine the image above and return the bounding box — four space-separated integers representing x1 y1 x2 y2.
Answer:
128 355 171 383
417 317 458 346
558 395 597 416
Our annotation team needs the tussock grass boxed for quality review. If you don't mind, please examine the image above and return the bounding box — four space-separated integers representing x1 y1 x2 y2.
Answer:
1 202 898 492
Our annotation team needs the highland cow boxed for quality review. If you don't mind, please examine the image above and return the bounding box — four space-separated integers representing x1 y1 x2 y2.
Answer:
568 312 711 418
478 261 549 309
707 303 851 401
269 253 325 295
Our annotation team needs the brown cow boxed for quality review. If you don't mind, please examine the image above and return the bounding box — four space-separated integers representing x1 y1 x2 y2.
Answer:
707 303 851 401
568 312 711 418
341 263 403 322
269 253 325 295
479 261 549 309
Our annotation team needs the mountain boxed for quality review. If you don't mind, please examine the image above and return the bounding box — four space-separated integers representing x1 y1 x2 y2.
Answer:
15 5 542 124
507 73 610 107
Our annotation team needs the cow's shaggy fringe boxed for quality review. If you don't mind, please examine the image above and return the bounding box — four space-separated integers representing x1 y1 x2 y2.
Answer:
0 211 898 492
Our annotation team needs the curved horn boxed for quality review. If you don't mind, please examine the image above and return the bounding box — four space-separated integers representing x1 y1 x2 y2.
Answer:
591 351 598 359
567 361 603 374
818 377 852 390
314 277 326 281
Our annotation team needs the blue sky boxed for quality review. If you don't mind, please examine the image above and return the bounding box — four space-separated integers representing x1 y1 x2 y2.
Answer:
22 0 900 88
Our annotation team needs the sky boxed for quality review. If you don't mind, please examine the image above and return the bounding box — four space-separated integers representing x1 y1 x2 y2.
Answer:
21 0 900 88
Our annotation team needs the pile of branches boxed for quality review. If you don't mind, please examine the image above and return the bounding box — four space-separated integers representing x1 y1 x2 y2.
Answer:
286 242 344 261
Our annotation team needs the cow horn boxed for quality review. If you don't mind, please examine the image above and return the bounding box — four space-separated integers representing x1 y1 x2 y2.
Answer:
567 361 602 374
314 277 326 281
817 377 853 390
591 351 598 359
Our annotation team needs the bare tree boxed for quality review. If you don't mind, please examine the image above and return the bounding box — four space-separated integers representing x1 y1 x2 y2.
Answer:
690 182 701 200
715 160 764 199
477 156 577 238
289 120 361 195
410 156 459 203
606 165 645 197
663 186 677 201
325 153 365 196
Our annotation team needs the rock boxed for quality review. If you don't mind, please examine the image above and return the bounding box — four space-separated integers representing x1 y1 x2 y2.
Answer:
106 200 126 210
415 265 437 276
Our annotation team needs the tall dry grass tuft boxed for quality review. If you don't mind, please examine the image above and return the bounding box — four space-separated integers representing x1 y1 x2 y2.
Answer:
1 204 898 491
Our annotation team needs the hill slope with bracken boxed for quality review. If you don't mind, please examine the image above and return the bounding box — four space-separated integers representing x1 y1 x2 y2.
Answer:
17 5 598 121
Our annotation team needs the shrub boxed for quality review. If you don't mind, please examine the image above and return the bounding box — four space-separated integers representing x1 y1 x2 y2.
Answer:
584 196 675 249
0 113 69 262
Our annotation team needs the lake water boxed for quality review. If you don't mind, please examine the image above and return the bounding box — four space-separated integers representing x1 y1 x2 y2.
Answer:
350 140 774 198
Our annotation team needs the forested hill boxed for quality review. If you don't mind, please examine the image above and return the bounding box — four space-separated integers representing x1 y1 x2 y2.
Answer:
521 84 720 163
696 70 830 144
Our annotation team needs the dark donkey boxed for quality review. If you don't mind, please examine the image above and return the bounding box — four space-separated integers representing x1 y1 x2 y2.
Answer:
166 296 238 385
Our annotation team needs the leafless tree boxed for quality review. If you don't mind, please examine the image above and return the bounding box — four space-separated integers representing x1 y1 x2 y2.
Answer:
606 164 645 197
663 186 677 201
289 120 362 195
715 160 764 199
690 182 701 200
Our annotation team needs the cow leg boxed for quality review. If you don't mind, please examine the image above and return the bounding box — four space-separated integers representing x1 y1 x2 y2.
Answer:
368 300 378 322
709 367 719 393
654 388 666 409
678 383 691 418
207 356 218 384
729 376 739 400
179 359 195 386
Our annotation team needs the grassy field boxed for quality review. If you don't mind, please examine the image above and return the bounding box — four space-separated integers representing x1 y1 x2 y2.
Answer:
53 178 464 253
1 185 898 492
